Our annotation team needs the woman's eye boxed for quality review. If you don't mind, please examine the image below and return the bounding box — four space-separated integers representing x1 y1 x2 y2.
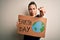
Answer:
29 8 32 10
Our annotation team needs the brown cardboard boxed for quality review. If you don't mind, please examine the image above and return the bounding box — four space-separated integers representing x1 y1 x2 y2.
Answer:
17 15 47 38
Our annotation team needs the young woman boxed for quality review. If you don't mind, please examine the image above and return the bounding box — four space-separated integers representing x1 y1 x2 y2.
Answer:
24 1 46 40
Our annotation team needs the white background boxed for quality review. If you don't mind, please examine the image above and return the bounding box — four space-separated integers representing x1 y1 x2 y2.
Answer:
0 0 60 40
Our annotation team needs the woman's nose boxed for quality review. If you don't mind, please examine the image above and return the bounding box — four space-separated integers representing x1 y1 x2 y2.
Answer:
31 10 34 12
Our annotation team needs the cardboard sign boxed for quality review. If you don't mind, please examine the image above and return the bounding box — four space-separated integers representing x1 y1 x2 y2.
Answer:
17 15 47 38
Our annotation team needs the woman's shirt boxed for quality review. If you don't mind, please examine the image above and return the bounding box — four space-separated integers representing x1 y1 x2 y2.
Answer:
24 14 40 40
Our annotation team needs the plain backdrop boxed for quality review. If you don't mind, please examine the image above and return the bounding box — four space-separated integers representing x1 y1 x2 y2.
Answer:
0 0 60 40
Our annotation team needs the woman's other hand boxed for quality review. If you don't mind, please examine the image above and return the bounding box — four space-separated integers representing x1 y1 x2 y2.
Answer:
38 7 46 14
16 22 19 26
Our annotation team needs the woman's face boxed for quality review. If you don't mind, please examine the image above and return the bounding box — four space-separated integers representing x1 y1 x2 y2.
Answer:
28 4 37 16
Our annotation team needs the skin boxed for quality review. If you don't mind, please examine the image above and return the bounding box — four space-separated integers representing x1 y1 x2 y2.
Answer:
16 4 46 26
28 4 37 16
28 4 46 17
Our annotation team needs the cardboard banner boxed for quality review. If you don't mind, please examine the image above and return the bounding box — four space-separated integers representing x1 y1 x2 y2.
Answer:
17 15 47 38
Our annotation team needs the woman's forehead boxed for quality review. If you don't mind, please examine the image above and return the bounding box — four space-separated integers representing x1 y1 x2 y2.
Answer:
29 4 37 8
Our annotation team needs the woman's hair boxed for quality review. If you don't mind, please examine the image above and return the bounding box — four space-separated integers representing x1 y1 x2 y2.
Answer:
28 1 44 17
28 1 37 10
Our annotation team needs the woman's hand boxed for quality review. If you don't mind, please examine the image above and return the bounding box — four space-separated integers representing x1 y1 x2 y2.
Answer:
38 7 46 17
16 22 19 26
38 7 46 14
